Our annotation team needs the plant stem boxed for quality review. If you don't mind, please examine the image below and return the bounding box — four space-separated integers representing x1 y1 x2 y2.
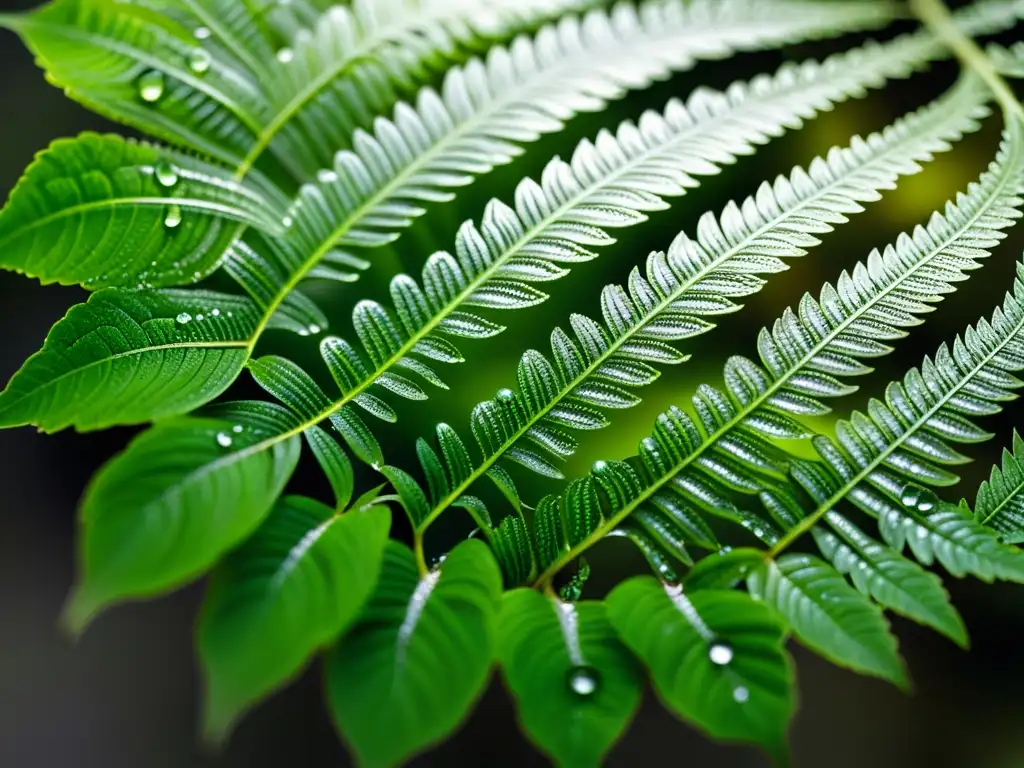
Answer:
414 531 429 577
910 0 1024 122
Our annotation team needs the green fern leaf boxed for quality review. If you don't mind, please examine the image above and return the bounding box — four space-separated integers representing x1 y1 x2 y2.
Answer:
0 288 258 432
498 589 643 768
761 486 967 645
777 265 1024 582
606 579 795 758
198 493 391 742
532 119 1024 586
383 74 988 532
747 554 906 686
974 430 1024 541
0 132 284 288
64 401 301 633
325 538 502 768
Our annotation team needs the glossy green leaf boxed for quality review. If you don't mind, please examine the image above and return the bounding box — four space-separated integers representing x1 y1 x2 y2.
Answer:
198 495 391 741
747 555 906 686
0 288 258 432
325 539 502 768
64 402 301 633
975 430 1024 542
607 578 794 759
0 133 281 288
498 590 643 768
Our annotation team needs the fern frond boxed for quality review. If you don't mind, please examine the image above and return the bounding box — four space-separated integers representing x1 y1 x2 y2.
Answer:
769 264 1024 583
380 74 990 534
247 33 962 475
974 430 1024 542
250 0 892 317
529 121 1024 586
238 0 615 177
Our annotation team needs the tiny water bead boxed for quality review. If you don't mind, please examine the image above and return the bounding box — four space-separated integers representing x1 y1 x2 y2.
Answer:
732 686 750 703
566 665 601 697
193 26 212 40
137 70 166 103
900 484 939 513
317 168 339 184
232 425 244 434
154 160 179 188
496 388 515 403
216 432 234 448
165 204 183 228
175 312 192 325
276 47 295 63
188 48 212 75
592 460 609 474
708 642 734 666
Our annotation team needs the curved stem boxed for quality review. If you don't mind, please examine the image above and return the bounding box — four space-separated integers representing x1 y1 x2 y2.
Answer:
910 0 1024 122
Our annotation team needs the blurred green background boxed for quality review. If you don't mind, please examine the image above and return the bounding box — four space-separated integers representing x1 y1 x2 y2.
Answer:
3 1 1024 766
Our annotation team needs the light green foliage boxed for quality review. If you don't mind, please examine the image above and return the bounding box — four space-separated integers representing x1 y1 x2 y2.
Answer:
6 0 1024 764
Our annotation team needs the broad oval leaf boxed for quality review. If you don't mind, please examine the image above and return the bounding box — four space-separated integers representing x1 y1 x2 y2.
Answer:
64 402 301 633
747 554 906 686
498 590 643 768
0 133 282 288
199 494 392 742
606 578 794 759
0 288 258 432
325 538 502 768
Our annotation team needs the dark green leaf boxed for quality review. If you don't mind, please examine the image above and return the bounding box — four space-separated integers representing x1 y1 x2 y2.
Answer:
325 539 502 768
199 495 390 741
499 590 643 768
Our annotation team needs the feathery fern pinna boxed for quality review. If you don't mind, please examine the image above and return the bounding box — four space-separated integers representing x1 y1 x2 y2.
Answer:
5 0 1024 765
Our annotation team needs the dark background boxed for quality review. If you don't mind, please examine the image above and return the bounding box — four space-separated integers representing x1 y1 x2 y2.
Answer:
3 2 1024 766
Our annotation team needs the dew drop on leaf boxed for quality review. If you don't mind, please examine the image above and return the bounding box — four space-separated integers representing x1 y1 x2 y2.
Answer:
154 160 179 188
276 47 295 64
211 308 221 317
496 388 514 403
165 204 183 228
175 312 192 325
187 48 212 75
732 686 750 703
566 665 600 698
317 169 339 184
193 26 211 40
216 432 233 448
900 483 939 513
232 425 244 434
592 460 609 474
708 642 733 666
137 71 166 103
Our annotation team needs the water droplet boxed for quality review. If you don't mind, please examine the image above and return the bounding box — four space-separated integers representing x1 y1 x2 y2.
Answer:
709 642 733 666
317 168 338 184
137 70 165 103
154 160 179 188
193 271 203 281
194 26 211 40
593 460 609 474
165 204 182 228
297 327 310 337
175 312 192 325
497 388 515 403
216 432 233 448
308 324 321 335
282 215 294 229
188 48 212 75
196 314 205 322
276 47 294 64
566 665 600 698
753 528 764 539
232 425 244 434
900 484 939 514
211 308 221 317
733 686 750 703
